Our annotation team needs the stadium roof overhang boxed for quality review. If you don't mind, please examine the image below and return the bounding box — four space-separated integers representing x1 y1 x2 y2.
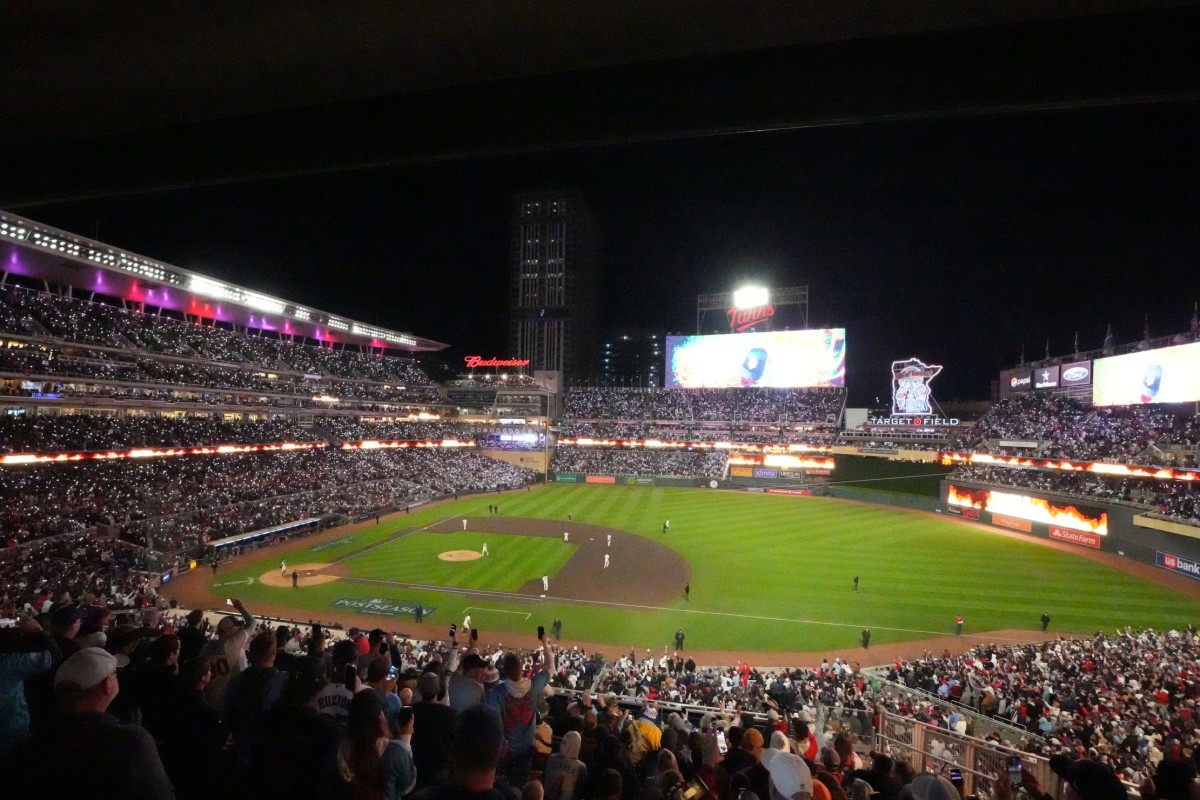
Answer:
0 210 448 353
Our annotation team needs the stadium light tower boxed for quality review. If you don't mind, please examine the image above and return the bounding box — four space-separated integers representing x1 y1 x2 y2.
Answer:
733 286 769 309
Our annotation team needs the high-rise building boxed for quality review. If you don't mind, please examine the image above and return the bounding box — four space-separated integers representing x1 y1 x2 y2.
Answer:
509 190 598 383
600 330 664 387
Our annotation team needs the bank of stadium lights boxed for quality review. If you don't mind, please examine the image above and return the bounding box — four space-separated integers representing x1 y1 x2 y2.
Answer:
118 256 168 282
326 318 350 332
292 308 312 321
733 286 769 308
0 221 29 241
29 232 82 257
85 248 118 267
351 323 416 347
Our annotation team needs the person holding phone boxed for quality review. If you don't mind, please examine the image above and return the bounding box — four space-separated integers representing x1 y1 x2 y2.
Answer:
366 655 403 732
339 690 416 800
488 629 556 786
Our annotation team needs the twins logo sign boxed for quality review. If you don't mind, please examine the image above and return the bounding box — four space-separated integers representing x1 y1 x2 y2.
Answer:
891 357 943 416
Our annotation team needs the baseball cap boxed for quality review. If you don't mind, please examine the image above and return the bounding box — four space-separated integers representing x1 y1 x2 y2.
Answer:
50 605 84 629
418 671 441 698
906 773 960 800
216 615 244 633
461 653 488 671
55 647 127 689
759 747 813 799
1065 759 1127 800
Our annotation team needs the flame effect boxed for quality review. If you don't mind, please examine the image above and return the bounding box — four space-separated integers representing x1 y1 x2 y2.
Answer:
0 441 325 466
340 440 475 449
948 483 1108 535
941 452 1198 482
557 438 832 453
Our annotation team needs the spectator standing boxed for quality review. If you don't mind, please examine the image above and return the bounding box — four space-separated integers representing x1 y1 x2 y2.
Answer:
338 689 417 800
1040 611 1051 632
447 652 488 713
201 599 257 712
412 670 458 788
861 628 870 649
411 704 516 800
955 615 964 636
147 655 223 800
0 618 53 754
9 647 176 800
224 631 286 769
544 730 588 800
489 633 555 785
177 609 207 663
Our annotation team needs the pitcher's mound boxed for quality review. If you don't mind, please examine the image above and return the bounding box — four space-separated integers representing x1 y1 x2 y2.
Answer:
439 550 483 562
260 563 339 587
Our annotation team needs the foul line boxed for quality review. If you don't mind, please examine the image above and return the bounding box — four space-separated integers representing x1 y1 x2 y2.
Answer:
337 575 1029 642
463 606 531 619
327 514 460 567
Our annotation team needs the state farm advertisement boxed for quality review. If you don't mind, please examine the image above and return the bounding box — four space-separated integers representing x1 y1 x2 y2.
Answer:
1049 525 1101 549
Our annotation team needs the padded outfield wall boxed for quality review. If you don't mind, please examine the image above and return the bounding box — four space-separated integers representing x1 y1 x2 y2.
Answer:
941 479 1200 575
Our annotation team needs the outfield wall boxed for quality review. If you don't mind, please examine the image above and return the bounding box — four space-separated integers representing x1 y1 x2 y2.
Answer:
552 472 712 488
940 479 1200 573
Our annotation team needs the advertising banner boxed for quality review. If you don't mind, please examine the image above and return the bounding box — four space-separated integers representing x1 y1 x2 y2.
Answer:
1094 340 1200 405
664 329 846 388
555 473 578 483
992 514 1033 532
1156 551 1200 581
766 488 812 496
1049 526 1101 549
585 475 616 484
730 467 754 477
752 467 779 479
1060 360 1093 386
1033 365 1060 390
946 484 1108 535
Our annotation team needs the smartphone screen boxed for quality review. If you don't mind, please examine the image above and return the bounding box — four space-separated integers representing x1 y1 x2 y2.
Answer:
449 623 457 638
949 768 963 789
225 598 233 605
1006 755 1022 783
537 625 545 640
387 665 399 680
716 730 728 754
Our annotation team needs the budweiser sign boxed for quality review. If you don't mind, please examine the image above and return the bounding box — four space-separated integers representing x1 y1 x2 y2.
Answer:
727 304 775 332
464 356 531 368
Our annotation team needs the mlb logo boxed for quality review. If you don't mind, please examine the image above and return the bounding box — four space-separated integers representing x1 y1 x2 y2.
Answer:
1165 555 1178 568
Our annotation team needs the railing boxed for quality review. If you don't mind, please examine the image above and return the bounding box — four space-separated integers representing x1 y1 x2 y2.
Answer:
874 711 1063 799
862 671 1040 747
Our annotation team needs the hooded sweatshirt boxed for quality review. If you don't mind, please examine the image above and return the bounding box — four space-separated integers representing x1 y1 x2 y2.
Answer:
544 730 588 800
487 669 550 755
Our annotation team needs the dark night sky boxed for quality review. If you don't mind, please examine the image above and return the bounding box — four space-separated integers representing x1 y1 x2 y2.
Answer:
4 8 1198 406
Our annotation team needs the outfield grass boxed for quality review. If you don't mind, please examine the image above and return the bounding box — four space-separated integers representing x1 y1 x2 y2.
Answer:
216 485 1200 653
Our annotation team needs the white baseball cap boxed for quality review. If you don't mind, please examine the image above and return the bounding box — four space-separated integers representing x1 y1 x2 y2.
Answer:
54 647 128 689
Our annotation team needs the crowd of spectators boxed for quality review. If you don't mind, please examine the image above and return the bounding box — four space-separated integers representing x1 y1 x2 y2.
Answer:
321 418 487 443
6 594 1189 799
881 627 1200 782
0 449 536 552
561 421 836 447
0 413 319 454
551 447 727 479
0 286 442 406
951 394 1186 463
951 464 1200 523
564 388 844 425
0 283 435 386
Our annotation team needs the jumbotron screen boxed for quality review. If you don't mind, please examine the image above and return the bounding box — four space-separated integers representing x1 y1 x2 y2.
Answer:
664 329 846 389
1093 340 1200 406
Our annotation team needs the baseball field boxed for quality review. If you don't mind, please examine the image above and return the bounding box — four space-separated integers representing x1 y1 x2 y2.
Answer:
184 484 1200 655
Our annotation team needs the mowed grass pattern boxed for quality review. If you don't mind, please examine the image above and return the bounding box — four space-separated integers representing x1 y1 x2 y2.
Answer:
348 532 575 592
221 485 1200 653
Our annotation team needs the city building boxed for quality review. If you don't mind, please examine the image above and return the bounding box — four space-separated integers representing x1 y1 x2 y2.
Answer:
508 189 598 383
600 331 664 387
